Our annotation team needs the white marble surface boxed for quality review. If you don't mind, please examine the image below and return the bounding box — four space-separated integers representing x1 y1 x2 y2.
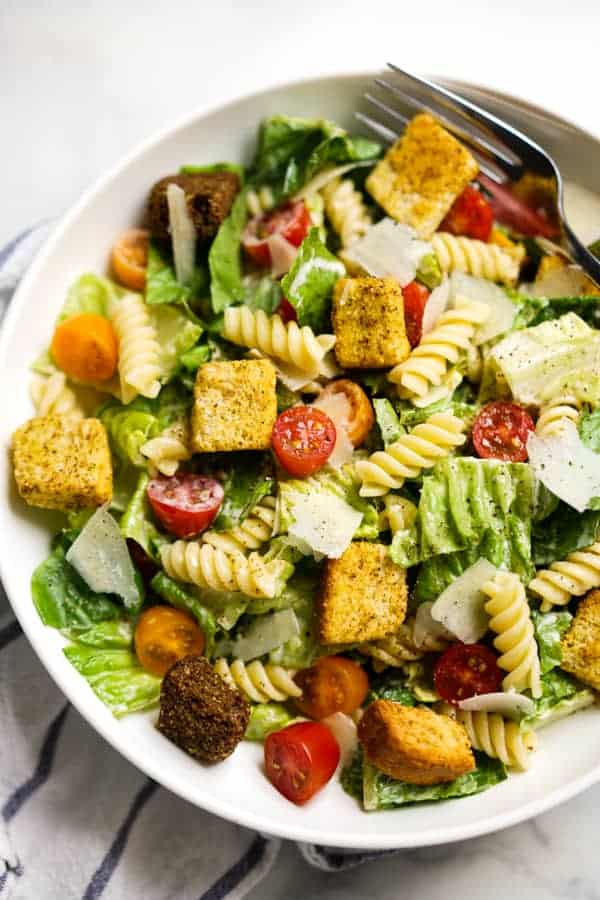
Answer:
2 1 600 897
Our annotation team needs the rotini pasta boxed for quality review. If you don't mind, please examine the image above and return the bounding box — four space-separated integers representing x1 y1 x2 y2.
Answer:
359 619 424 669
214 657 301 703
111 293 162 404
388 298 489 400
246 185 275 217
160 541 288 598
201 497 277 555
30 373 83 419
457 709 537 770
379 495 418 535
535 395 581 438
432 232 521 284
140 421 191 476
321 177 372 248
482 571 542 697
223 306 336 378
528 542 600 611
355 412 466 497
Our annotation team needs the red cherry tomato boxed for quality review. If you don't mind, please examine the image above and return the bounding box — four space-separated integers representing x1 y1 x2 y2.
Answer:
440 185 494 242
277 298 298 323
147 474 224 539
472 401 535 463
402 281 430 347
264 721 340 805
242 201 311 267
478 174 560 239
272 406 336 477
434 643 503 706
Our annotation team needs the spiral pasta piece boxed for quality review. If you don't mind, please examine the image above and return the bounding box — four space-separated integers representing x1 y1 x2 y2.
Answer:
140 421 191 476
321 177 372 248
201 497 277 555
388 299 489 400
355 412 466 497
528 542 600 612
111 293 162 403
30 373 83 419
246 185 275 216
359 619 424 669
223 307 336 378
432 232 520 284
457 710 537 770
379 495 418 534
535 395 581 438
214 658 301 703
482 572 542 697
160 542 287 599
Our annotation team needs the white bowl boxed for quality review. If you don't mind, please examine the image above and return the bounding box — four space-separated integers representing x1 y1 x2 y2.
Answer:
2 73 599 850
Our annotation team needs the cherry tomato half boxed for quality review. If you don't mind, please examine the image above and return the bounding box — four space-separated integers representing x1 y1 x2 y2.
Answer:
434 643 503 706
472 401 535 463
440 185 493 242
402 281 431 348
264 721 340 805
272 406 336 477
134 605 205 677
277 298 298 323
242 201 311 267
147 473 224 538
111 228 150 292
478 174 559 239
294 656 369 720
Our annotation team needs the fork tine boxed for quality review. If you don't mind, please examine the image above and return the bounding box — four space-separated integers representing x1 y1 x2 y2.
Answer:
386 64 540 163
361 95 505 184
374 77 520 172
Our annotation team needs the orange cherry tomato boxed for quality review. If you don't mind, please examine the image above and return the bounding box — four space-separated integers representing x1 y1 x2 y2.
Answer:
317 379 375 447
111 228 150 292
134 606 205 677
51 313 118 383
294 656 369 719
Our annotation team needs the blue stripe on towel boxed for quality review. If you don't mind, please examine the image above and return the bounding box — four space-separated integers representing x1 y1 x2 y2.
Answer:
198 835 269 900
0 620 23 652
81 778 157 900
0 226 37 270
2 704 69 822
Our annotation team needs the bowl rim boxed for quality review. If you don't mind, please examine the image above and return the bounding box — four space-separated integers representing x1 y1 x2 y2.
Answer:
2 69 600 849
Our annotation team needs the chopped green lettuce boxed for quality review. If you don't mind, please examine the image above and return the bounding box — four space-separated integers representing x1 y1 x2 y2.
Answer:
210 453 274 532
120 472 162 559
532 610 572 674
181 162 244 179
150 571 217 651
58 273 121 321
522 670 594 731
267 571 318 668
523 295 600 328
373 398 403 445
209 189 248 313
242 275 283 314
416 252 443 289
532 502 600 566
280 228 344 332
63 620 160 716
245 704 295 741
579 407 600 453
146 240 206 306
179 343 212 371
367 672 416 706
150 305 203 381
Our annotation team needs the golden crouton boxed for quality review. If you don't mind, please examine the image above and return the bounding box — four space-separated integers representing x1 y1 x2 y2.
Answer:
332 277 410 369
561 590 600 690
12 416 112 510
358 700 475 785
318 542 407 644
366 113 479 239
192 359 277 453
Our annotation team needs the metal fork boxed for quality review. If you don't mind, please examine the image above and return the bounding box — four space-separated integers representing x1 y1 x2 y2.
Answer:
356 64 600 284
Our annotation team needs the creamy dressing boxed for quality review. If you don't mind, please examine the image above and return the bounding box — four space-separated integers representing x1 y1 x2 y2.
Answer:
563 180 600 246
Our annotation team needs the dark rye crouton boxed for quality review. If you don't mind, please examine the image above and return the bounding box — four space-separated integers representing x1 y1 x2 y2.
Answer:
158 656 250 763
148 171 240 243
317 542 408 644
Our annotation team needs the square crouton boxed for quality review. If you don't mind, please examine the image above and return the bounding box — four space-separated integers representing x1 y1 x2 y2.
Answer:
12 416 112 510
318 542 407 644
192 359 277 453
561 590 600 691
366 113 479 239
332 276 410 369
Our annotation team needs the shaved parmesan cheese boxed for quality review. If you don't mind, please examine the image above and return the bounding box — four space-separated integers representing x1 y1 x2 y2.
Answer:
458 692 535 719
225 609 300 662
287 490 362 559
449 271 516 345
325 426 354 470
431 559 498 643
312 389 354 469
166 183 196 286
527 420 600 512
66 506 140 611
343 218 431 287
322 712 358 767
267 233 299 278
422 275 450 334
413 602 454 649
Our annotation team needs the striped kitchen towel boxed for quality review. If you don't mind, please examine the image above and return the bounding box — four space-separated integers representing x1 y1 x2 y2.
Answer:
0 226 389 900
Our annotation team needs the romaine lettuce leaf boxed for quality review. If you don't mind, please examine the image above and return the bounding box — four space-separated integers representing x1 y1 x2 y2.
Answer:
150 305 203 381
120 472 162 559
242 275 283 314
150 571 217 652
524 296 600 328
63 620 161 716
373 398 403 445
280 228 344 332
579 407 600 453
416 252 443 289
181 162 244 178
521 670 594 731
532 610 572 674
32 542 121 629
209 453 274 532
245 703 295 741
367 671 416 706
58 273 121 321
531 502 600 566
209 189 248 313
267 571 318 668
146 240 206 306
